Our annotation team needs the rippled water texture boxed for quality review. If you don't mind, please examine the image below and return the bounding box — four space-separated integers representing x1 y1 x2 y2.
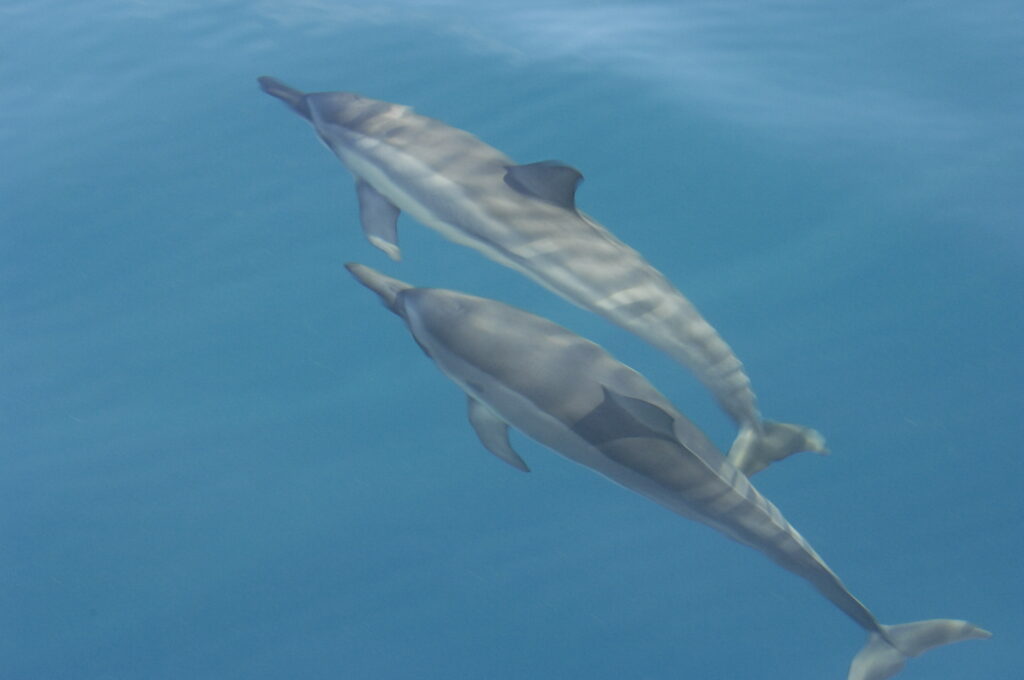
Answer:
2 1 1021 678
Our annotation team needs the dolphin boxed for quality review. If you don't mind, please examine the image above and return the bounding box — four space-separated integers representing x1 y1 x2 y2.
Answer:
345 262 989 680
259 76 825 477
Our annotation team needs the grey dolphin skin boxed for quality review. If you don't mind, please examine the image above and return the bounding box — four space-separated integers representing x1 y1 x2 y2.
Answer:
258 76 825 477
345 263 989 680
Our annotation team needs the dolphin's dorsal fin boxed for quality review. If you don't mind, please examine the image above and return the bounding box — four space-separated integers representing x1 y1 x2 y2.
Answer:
356 179 401 261
504 161 583 211
600 386 679 442
467 397 530 472
573 386 680 446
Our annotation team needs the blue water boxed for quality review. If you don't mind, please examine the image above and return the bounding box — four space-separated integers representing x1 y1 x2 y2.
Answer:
3 1 1021 678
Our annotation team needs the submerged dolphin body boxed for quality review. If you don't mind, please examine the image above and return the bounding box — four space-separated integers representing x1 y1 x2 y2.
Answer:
259 76 824 476
346 263 989 680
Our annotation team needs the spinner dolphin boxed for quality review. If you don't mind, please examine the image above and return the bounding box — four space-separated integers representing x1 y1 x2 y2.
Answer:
345 263 989 680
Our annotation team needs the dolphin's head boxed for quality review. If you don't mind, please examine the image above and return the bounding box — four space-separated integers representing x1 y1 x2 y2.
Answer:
345 262 476 331
395 287 523 366
259 77 412 146
346 265 483 362
303 90 412 141
397 288 474 331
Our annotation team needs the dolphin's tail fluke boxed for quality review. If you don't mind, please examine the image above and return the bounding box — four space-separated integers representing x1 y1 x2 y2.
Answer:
727 421 827 476
257 76 312 120
849 619 990 680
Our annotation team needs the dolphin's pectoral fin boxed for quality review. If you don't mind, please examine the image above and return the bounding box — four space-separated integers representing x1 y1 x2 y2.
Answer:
356 179 401 261
504 161 583 211
573 386 679 446
467 397 530 472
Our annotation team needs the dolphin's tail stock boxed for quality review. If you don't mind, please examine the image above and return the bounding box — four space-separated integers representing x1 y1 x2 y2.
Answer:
257 76 312 120
726 421 828 476
849 618 990 680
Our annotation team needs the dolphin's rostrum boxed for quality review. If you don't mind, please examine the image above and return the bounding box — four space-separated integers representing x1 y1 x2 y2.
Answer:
345 262 989 680
258 76 826 476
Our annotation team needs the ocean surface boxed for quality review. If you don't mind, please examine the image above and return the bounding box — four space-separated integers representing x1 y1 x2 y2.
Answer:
2 1 1021 678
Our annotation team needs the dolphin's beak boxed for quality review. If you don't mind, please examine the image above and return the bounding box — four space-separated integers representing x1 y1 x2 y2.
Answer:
345 263 413 315
258 76 312 121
